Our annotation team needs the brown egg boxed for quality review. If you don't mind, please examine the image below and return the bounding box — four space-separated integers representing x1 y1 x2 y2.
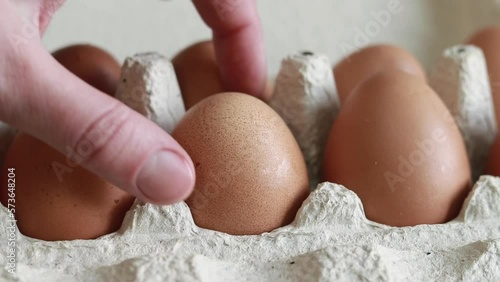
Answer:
172 40 273 109
52 44 121 96
334 44 426 103
467 26 500 126
172 92 309 235
486 138 500 176
322 70 471 227
0 133 136 241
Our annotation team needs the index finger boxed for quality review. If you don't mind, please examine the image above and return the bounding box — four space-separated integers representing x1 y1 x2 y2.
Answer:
39 0 66 34
193 0 268 99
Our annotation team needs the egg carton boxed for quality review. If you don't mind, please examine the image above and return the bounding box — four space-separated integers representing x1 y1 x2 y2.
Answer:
1 45 500 282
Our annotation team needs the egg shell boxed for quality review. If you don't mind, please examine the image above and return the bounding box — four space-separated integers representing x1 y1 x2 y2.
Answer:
0 133 135 241
172 40 273 110
172 92 309 235
486 138 500 176
334 44 426 103
0 123 16 169
172 40 225 110
52 44 121 96
322 71 471 227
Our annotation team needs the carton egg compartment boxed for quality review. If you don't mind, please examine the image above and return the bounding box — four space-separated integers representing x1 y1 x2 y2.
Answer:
1 45 500 281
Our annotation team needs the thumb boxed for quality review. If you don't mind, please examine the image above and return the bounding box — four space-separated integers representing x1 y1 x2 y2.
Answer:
0 41 195 205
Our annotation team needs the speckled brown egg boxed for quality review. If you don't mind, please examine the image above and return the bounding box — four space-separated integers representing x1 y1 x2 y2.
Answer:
322 70 471 227
172 40 273 109
334 44 426 103
0 133 136 241
172 92 309 235
52 44 121 96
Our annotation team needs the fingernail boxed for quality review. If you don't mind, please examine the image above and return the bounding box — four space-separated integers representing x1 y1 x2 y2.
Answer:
394 63 426 80
137 151 195 205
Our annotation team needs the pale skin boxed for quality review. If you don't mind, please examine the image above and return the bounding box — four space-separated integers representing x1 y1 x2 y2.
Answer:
0 0 266 205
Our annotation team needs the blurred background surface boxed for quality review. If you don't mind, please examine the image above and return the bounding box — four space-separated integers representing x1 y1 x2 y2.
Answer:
43 0 500 78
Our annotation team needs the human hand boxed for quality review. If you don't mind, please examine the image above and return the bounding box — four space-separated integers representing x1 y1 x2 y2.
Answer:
0 0 266 204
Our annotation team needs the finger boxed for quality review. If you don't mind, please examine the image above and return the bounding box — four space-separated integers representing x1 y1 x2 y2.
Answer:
0 41 195 205
4 0 66 36
192 0 268 100
39 0 66 35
